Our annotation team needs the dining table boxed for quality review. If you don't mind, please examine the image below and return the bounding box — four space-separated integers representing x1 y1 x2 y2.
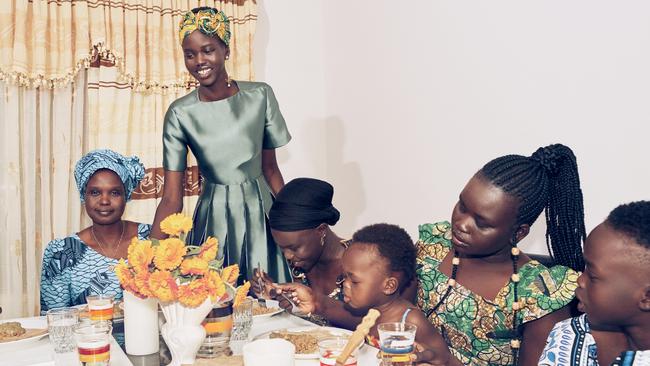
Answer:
2 310 380 366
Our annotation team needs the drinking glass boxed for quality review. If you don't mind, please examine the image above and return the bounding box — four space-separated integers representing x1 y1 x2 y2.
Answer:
197 299 233 358
46 307 80 353
377 322 417 366
318 337 358 366
73 320 113 366
231 298 253 342
86 295 114 321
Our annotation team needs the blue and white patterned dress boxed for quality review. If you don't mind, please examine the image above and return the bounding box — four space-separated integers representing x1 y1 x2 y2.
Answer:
40 223 151 313
539 314 598 366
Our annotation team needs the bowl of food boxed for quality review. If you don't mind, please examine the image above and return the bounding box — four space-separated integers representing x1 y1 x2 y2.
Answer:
0 318 48 351
257 326 356 359
252 299 283 320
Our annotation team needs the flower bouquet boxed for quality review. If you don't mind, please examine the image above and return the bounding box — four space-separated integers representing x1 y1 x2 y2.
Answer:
115 213 250 366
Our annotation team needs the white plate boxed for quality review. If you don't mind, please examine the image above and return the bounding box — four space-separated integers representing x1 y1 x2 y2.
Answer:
252 302 284 320
0 318 48 352
255 325 353 359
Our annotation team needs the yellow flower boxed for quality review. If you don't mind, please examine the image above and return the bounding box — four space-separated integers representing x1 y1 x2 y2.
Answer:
160 213 193 236
203 270 226 302
133 270 153 297
148 270 178 303
233 281 251 307
221 264 239 286
177 280 209 308
154 238 187 271
198 237 218 261
180 257 209 276
128 238 154 268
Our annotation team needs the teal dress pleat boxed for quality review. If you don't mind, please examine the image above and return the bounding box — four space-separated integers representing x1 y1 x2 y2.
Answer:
162 81 291 283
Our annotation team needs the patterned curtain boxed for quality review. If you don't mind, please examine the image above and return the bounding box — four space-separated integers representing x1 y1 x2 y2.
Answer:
0 73 87 318
0 0 257 318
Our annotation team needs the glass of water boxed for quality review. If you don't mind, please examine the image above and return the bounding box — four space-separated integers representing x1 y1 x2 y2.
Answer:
377 322 417 366
47 307 80 353
231 298 253 341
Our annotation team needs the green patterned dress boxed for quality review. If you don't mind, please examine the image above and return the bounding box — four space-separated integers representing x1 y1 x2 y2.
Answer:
416 222 579 365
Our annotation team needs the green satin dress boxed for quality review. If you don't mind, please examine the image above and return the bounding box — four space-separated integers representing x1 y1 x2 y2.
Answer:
162 81 291 283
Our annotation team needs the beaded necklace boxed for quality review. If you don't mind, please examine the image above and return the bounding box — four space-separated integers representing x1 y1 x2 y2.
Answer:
425 243 522 364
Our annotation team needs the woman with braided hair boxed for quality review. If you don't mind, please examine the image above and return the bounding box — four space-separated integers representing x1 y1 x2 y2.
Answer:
151 7 292 283
416 143 584 365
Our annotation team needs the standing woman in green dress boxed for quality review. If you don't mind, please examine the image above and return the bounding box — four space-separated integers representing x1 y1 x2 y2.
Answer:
151 7 291 282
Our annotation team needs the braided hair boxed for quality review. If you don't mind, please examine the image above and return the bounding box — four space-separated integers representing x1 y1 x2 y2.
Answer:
478 143 586 271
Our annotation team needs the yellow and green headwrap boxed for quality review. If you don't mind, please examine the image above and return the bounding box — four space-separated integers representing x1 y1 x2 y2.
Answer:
179 8 231 47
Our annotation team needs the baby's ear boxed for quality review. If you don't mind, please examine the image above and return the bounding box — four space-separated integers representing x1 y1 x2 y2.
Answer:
639 285 650 312
383 276 399 296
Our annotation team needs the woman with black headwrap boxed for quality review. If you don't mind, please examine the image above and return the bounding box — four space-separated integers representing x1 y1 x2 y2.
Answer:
252 178 362 329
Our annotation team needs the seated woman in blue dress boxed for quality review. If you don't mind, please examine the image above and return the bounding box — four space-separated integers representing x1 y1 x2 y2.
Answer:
40 149 151 313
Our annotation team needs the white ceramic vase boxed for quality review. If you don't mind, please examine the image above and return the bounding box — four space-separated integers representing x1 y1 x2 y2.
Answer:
123 291 159 355
160 298 213 366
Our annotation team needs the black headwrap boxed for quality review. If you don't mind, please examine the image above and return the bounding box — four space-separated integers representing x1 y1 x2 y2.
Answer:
269 178 340 231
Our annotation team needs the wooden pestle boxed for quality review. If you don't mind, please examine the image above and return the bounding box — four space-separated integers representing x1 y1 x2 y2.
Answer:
335 308 381 366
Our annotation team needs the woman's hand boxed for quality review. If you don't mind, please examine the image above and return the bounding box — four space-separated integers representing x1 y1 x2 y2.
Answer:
251 267 275 300
271 283 317 315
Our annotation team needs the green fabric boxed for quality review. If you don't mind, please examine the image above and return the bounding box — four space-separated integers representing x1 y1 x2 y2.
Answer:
416 221 579 366
163 81 291 283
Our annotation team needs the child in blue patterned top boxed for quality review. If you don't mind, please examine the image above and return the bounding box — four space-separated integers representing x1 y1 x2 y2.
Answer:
40 149 150 313
539 201 650 365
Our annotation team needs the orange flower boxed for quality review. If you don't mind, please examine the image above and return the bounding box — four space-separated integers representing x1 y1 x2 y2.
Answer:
203 270 226 302
148 270 178 303
132 264 149 275
180 256 209 276
198 237 218 261
133 270 153 297
177 280 209 308
233 281 251 307
154 238 186 271
221 264 239 285
115 259 134 288
127 238 154 268
160 213 193 236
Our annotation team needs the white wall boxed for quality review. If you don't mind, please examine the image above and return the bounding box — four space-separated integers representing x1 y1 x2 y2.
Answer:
256 0 650 254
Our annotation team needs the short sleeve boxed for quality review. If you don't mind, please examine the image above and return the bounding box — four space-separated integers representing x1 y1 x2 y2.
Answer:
416 221 452 264
537 318 571 366
262 84 291 149
137 223 152 239
40 239 73 313
538 315 590 366
162 106 188 171
519 264 579 323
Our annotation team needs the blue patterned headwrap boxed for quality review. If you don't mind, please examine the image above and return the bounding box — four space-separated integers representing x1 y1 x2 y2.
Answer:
74 149 146 202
